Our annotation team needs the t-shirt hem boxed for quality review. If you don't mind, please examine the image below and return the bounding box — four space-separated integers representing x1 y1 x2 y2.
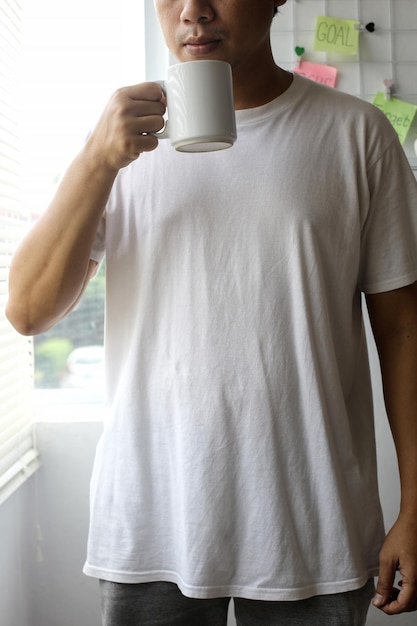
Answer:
90 249 105 265
83 563 378 601
360 270 417 295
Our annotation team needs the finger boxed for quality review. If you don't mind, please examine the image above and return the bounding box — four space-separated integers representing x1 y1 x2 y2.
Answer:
121 134 159 162
378 587 400 611
373 563 397 609
394 579 417 613
123 82 165 102
131 100 166 117
116 99 165 122
374 579 417 614
139 135 159 153
129 114 165 136
109 85 165 121
117 127 161 161
377 588 416 614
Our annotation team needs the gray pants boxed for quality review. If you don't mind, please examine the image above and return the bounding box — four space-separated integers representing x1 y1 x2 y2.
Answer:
99 578 374 625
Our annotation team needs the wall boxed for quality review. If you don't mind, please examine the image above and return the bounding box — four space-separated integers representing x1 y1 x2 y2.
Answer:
29 421 103 626
0 421 103 626
272 0 417 169
0 480 32 626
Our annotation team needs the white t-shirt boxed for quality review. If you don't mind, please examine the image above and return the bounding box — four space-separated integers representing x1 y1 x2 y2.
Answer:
83 74 417 600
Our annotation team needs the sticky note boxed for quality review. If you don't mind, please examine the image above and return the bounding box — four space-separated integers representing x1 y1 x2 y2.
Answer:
314 16 360 55
373 92 417 144
294 61 338 88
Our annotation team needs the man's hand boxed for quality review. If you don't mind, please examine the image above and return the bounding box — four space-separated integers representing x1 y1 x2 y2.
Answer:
86 82 166 172
373 515 417 614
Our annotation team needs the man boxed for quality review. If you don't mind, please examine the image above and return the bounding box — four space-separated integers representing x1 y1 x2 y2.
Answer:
6 1 417 624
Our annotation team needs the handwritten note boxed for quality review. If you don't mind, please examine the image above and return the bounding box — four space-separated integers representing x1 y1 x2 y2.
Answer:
314 16 360 55
373 92 417 144
294 61 338 88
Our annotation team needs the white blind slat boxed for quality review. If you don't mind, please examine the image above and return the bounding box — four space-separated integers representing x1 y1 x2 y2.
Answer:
0 403 33 441
0 427 33 468
0 449 39 506
0 0 37 504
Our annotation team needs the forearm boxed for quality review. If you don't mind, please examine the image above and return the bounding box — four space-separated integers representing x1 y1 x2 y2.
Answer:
378 331 417 518
373 348 417 615
6 144 117 335
367 285 417 517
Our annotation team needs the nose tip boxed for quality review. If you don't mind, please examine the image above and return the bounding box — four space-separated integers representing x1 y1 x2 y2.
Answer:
180 1 214 23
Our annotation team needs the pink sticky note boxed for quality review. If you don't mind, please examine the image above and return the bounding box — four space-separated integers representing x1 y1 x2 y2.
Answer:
294 60 338 88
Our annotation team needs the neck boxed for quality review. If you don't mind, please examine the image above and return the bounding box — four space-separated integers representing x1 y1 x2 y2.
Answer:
232 63 292 110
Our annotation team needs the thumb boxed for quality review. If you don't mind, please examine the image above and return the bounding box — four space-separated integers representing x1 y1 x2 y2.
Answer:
373 563 397 608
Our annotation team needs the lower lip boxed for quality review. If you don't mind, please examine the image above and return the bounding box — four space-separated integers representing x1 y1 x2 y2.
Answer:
185 41 220 56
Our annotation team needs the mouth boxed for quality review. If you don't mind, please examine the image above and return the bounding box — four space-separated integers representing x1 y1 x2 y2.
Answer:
183 36 222 57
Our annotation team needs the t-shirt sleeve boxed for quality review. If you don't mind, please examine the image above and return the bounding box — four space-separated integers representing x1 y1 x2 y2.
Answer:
359 136 417 294
90 211 106 265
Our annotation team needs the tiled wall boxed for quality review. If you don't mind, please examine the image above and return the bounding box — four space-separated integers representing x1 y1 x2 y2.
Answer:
271 0 417 168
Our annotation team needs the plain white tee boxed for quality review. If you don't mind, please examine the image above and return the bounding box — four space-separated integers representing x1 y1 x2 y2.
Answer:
84 75 417 600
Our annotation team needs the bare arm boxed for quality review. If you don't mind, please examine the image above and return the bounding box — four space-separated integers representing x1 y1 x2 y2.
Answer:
366 281 417 614
6 82 165 335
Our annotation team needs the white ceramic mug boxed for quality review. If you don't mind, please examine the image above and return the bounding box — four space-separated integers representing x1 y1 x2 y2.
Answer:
155 60 237 153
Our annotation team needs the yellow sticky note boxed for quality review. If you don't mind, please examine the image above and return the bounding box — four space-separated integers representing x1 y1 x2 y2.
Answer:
314 16 360 55
373 92 417 145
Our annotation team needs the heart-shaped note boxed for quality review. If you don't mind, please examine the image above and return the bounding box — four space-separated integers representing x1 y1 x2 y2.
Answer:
383 79 393 89
295 47 305 57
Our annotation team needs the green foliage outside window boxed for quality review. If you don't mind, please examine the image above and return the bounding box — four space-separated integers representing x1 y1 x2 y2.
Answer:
34 262 106 388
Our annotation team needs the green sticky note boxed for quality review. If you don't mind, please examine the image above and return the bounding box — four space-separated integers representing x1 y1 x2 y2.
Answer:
373 92 417 144
314 16 360 55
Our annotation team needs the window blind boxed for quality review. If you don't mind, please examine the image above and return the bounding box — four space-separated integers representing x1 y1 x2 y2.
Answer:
0 0 39 505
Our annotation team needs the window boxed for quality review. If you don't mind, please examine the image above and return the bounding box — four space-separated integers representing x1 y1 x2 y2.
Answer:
1 0 149 499
0 0 39 504
17 0 148 418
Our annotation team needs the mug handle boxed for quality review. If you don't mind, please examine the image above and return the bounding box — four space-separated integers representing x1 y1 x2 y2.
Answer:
151 80 169 140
